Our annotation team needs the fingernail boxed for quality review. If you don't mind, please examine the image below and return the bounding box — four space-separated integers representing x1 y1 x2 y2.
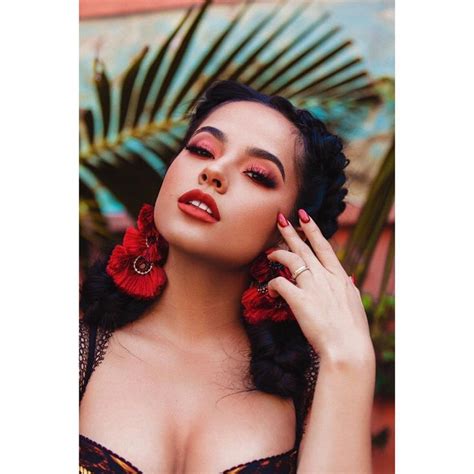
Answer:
298 209 310 223
277 212 289 227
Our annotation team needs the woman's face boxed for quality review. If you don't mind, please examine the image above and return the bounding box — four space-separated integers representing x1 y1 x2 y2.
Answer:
154 100 302 269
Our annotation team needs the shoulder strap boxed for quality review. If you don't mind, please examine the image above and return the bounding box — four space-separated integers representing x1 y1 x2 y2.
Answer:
79 319 113 403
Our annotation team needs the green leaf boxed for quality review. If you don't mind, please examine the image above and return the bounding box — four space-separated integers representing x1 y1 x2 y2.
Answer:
165 1 251 118
93 58 111 140
132 6 194 128
244 11 331 88
79 108 95 149
182 0 286 116
118 46 149 134
148 0 213 123
382 350 395 362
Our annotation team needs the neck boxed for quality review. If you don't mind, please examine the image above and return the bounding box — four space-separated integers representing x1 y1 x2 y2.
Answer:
135 246 251 352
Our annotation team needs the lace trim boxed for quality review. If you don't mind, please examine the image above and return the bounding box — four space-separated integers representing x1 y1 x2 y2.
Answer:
299 343 320 442
79 319 89 400
79 319 113 402
93 324 113 371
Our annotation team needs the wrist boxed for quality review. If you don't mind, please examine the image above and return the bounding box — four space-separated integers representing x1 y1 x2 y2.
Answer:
318 341 376 371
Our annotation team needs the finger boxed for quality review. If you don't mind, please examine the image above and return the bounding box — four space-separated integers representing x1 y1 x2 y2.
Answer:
267 249 314 286
297 209 347 277
267 275 301 301
276 212 324 272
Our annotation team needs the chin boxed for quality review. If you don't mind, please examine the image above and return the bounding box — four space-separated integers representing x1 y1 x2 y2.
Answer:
157 221 254 268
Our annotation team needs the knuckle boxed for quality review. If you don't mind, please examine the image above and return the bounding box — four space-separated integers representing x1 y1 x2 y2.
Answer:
319 238 333 252
306 225 319 237
301 246 315 260
269 249 284 258
273 276 287 289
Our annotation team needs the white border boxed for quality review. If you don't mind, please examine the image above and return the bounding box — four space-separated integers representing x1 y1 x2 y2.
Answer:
396 1 474 472
0 0 78 471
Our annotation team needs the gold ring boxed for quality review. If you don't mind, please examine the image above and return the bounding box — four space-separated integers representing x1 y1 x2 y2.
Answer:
292 265 310 280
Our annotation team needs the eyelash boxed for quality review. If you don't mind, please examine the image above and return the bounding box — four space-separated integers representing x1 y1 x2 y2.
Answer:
184 144 277 188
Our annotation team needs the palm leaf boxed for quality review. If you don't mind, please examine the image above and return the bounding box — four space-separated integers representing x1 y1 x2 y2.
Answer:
341 138 395 288
268 39 355 96
93 58 111 141
79 179 111 271
165 1 251 119
225 2 309 83
118 46 149 134
147 0 213 123
80 0 383 263
181 0 288 117
243 11 331 87
285 57 363 99
79 108 95 150
131 6 195 128
377 225 395 302
257 25 342 93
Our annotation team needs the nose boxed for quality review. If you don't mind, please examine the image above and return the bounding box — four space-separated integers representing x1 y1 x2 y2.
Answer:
198 164 228 193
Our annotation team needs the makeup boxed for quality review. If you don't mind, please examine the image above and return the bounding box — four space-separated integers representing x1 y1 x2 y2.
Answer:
185 144 278 188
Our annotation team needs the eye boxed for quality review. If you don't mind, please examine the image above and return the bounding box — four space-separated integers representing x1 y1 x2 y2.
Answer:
185 144 214 159
243 165 277 189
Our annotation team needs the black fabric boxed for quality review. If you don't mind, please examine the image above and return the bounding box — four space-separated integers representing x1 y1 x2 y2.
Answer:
81 321 97 403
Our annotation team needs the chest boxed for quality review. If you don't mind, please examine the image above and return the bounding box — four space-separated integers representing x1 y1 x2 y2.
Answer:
79 333 297 473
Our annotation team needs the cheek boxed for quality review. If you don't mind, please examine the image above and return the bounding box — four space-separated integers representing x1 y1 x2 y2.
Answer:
153 160 186 231
220 198 281 255
159 158 185 193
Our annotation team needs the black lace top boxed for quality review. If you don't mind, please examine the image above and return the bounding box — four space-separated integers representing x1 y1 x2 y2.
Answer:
79 320 320 473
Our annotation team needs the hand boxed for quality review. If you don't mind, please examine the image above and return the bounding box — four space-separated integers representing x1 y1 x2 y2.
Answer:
267 210 375 364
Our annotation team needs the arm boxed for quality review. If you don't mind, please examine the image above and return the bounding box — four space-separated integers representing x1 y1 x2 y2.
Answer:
297 348 376 473
266 212 377 473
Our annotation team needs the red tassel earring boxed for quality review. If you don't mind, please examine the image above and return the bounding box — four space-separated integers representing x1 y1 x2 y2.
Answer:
106 203 168 299
241 248 296 325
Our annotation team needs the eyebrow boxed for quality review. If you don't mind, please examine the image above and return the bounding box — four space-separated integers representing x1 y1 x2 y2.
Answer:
191 125 286 181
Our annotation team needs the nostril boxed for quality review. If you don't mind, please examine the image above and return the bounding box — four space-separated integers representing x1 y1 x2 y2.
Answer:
201 173 207 181
215 179 222 188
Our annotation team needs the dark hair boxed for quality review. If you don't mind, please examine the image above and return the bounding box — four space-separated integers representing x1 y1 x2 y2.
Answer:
80 79 349 439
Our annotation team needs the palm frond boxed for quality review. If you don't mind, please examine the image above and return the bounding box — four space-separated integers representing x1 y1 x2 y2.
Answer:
93 58 111 141
118 46 149 134
341 139 395 288
147 0 213 123
131 6 195 128
80 0 383 263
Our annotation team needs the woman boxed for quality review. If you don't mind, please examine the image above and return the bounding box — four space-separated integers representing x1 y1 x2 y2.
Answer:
79 80 376 473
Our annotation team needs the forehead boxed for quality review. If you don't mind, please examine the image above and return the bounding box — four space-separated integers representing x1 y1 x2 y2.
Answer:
198 101 302 170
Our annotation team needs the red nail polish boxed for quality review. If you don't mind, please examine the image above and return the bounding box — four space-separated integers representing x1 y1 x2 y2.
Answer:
298 209 310 223
351 274 357 284
277 212 289 227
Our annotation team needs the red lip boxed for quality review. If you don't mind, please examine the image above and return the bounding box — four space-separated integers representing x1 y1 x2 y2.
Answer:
177 188 221 223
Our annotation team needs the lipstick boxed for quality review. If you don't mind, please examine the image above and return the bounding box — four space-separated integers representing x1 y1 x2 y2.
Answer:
177 188 221 223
